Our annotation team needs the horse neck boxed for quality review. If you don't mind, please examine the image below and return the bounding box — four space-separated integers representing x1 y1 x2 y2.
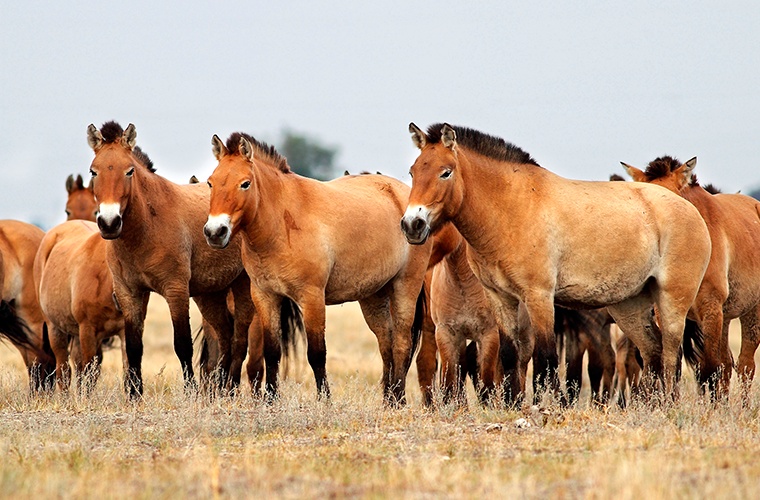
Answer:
451 150 536 252
242 165 292 251
118 169 176 242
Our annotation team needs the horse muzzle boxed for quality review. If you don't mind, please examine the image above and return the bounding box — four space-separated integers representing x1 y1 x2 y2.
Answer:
204 215 232 249
97 213 122 239
400 214 430 245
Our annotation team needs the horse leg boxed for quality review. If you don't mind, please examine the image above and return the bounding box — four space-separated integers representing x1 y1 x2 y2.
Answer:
436 325 465 406
163 288 197 393
48 326 71 393
116 286 149 399
737 306 760 404
477 326 500 406
415 283 438 407
387 279 427 407
194 293 233 392
588 324 615 406
607 295 664 399
245 314 265 396
78 322 101 394
231 275 255 390
689 286 728 398
359 292 394 403
523 293 560 404
564 328 584 406
484 290 524 406
300 290 329 399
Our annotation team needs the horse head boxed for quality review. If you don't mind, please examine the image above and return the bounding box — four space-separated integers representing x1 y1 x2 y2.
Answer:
86 121 149 239
401 122 465 245
621 156 697 194
65 174 98 221
204 133 259 249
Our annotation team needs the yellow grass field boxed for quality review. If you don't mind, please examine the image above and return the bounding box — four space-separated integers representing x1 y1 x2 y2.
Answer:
1 296 760 498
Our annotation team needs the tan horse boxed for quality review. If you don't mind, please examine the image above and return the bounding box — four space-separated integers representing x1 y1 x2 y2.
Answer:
65 174 98 221
33 220 125 392
401 123 711 399
622 156 760 399
204 133 431 405
86 121 262 398
0 220 56 389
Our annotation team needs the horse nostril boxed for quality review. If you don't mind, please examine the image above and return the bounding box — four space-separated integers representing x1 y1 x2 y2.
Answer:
411 217 425 232
218 226 228 237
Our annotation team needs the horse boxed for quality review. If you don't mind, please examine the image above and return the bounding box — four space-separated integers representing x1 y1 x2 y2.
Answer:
431 226 614 406
65 174 98 221
86 121 272 398
401 123 711 401
622 156 760 400
33 220 125 392
204 132 430 405
0 220 56 390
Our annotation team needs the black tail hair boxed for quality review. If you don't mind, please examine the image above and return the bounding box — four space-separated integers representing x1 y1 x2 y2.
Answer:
411 285 427 357
0 300 37 351
280 297 304 359
682 318 705 372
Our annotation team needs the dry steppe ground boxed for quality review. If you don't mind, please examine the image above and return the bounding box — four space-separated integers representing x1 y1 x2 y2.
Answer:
1 296 759 499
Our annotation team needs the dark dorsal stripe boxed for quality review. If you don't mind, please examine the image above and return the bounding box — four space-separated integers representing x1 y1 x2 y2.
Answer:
226 132 291 174
425 123 540 166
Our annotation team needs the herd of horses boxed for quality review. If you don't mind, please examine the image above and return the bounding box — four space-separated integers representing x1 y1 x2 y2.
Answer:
2 120 760 409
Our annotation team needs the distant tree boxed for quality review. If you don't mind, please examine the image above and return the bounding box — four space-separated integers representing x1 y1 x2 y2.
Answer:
748 187 760 200
278 129 339 181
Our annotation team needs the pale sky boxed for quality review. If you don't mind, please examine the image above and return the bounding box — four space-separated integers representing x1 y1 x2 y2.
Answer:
2 1 759 228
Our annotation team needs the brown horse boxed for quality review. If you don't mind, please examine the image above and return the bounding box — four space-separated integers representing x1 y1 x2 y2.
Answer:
86 121 264 398
401 123 711 400
65 174 98 221
33 220 125 392
622 156 760 399
204 133 430 405
613 331 643 407
0 220 56 389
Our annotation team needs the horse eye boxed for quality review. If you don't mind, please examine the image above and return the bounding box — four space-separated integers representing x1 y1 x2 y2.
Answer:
126 167 134 177
241 180 251 190
408 171 413 179
65 210 71 216
207 181 213 189
89 169 97 177
440 169 452 180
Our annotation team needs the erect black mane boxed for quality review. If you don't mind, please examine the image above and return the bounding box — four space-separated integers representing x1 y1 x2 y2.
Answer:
98 121 156 173
643 155 681 181
702 182 722 194
425 123 540 166
226 132 290 173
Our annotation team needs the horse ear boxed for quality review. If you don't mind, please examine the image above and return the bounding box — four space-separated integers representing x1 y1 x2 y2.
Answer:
121 124 137 150
409 123 427 149
239 136 254 162
680 157 697 184
75 174 85 190
621 162 647 182
87 124 104 152
189 175 199 184
65 174 75 194
211 135 228 161
441 124 457 150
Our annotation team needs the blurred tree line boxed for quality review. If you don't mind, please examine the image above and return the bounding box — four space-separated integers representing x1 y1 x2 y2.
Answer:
278 129 340 181
748 187 760 200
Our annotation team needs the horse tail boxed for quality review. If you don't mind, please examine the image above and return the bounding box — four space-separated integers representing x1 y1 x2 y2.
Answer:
682 318 705 373
411 284 427 357
280 297 304 360
0 299 37 351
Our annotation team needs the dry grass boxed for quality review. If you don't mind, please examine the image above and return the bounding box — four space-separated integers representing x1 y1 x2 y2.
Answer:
1 296 759 499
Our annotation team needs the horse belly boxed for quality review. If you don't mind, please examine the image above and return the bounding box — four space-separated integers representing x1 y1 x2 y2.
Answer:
324 239 409 305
